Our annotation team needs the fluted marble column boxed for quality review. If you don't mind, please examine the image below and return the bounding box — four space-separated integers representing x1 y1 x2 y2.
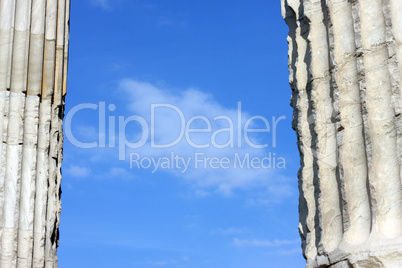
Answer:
0 0 70 267
282 0 402 267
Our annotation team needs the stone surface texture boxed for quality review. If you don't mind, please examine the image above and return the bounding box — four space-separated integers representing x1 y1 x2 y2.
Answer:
282 0 402 267
0 0 70 267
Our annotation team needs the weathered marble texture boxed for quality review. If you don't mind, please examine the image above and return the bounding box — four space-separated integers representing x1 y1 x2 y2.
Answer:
282 0 402 267
0 0 70 267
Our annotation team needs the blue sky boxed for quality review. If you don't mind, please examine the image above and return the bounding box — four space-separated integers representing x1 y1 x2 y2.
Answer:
59 1 305 267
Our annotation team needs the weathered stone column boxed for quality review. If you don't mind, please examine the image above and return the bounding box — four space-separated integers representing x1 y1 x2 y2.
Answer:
0 0 70 267
282 0 402 267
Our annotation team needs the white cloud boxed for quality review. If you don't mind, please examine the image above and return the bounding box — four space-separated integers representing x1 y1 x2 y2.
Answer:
274 247 302 256
65 79 292 196
118 79 289 195
146 260 168 266
64 164 91 178
233 238 299 247
157 18 174 27
184 214 200 219
93 167 135 181
76 126 98 140
90 0 110 10
107 167 135 180
244 183 295 207
157 17 187 28
144 257 189 266
211 227 248 235
194 189 211 198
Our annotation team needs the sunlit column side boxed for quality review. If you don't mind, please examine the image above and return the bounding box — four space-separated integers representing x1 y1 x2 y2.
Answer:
0 0 31 267
360 0 402 238
327 0 371 245
304 0 343 253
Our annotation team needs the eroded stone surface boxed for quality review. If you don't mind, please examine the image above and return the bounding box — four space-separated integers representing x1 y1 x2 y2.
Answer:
0 1 70 267
282 0 402 267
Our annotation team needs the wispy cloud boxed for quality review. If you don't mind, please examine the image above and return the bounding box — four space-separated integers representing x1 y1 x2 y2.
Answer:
90 0 111 10
142 256 189 267
146 260 168 266
117 79 288 195
94 167 135 180
157 18 174 27
65 79 291 197
274 247 302 256
233 238 299 247
88 167 135 181
157 17 187 28
76 126 98 141
244 184 295 207
64 164 91 178
211 227 249 235
194 189 211 198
